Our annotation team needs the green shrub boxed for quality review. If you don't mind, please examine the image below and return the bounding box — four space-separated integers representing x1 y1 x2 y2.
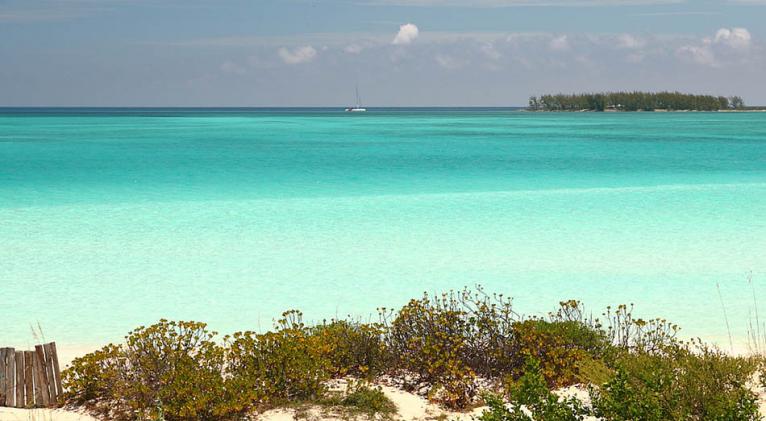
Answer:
510 318 608 388
310 319 387 378
590 344 760 420
384 294 477 409
479 393 530 421
480 359 589 421
338 381 397 417
62 320 234 421
226 310 330 406
62 344 123 406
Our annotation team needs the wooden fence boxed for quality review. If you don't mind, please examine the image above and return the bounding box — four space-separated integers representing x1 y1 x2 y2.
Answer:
0 343 62 408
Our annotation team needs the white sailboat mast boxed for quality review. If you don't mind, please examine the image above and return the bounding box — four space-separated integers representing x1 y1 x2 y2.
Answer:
355 85 361 108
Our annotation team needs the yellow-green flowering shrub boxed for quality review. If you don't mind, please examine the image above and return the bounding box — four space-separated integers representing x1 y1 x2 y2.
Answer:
62 344 123 407
226 310 330 406
510 319 608 388
63 320 235 421
385 294 477 409
310 319 387 378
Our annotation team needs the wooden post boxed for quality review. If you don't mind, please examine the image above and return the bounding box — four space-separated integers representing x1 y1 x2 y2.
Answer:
42 343 58 403
2 348 16 407
24 351 34 408
14 351 24 408
48 343 63 400
0 348 7 406
33 346 50 406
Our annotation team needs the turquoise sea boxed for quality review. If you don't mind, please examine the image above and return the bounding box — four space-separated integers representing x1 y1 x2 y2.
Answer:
1 109 765 357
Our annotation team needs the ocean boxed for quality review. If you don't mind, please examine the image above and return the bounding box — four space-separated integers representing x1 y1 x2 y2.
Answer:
1 108 765 356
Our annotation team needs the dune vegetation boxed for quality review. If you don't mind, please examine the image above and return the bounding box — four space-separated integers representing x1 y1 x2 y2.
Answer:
61 287 765 421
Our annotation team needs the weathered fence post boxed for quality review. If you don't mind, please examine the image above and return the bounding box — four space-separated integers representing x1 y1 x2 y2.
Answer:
0 348 8 406
34 345 51 406
6 349 16 406
14 351 24 408
23 351 34 407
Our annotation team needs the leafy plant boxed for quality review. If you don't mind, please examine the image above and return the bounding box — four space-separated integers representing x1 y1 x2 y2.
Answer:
226 310 330 406
62 343 123 406
338 381 397 418
480 359 589 421
601 304 680 353
590 343 760 420
383 293 477 409
310 319 387 378
63 320 233 421
510 318 607 388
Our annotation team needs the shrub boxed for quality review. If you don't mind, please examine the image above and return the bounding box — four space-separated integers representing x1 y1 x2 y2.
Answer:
589 365 663 420
62 344 123 407
455 287 518 379
480 359 589 421
590 343 760 420
601 304 680 353
510 319 608 388
310 319 387 378
226 310 330 406
338 381 397 418
383 293 477 409
62 320 234 421
479 393 530 421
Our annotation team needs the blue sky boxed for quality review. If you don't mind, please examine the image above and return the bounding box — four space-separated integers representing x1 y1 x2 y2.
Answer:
1 0 765 106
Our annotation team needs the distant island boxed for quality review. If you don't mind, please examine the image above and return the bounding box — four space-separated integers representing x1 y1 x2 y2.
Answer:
527 91 747 112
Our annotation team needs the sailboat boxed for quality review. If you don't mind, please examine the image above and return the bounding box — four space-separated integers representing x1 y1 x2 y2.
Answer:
345 85 367 112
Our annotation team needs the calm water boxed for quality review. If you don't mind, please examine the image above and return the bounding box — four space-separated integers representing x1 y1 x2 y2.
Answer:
1 109 765 355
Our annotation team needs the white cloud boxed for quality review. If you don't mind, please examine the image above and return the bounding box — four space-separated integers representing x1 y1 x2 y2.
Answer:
676 45 716 66
480 42 502 60
220 60 247 75
278 46 318 64
549 35 569 51
616 34 646 49
713 27 751 49
435 53 465 69
676 27 753 67
392 23 419 45
344 44 364 54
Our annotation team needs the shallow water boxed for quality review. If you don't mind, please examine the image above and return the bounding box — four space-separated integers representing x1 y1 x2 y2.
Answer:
1 109 765 352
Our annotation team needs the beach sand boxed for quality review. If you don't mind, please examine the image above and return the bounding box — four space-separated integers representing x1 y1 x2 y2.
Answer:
0 408 98 421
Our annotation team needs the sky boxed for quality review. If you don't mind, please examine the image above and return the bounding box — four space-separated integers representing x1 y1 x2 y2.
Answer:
1 0 765 106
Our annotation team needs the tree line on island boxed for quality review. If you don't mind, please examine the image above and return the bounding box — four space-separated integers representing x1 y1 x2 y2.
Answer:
528 91 746 112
